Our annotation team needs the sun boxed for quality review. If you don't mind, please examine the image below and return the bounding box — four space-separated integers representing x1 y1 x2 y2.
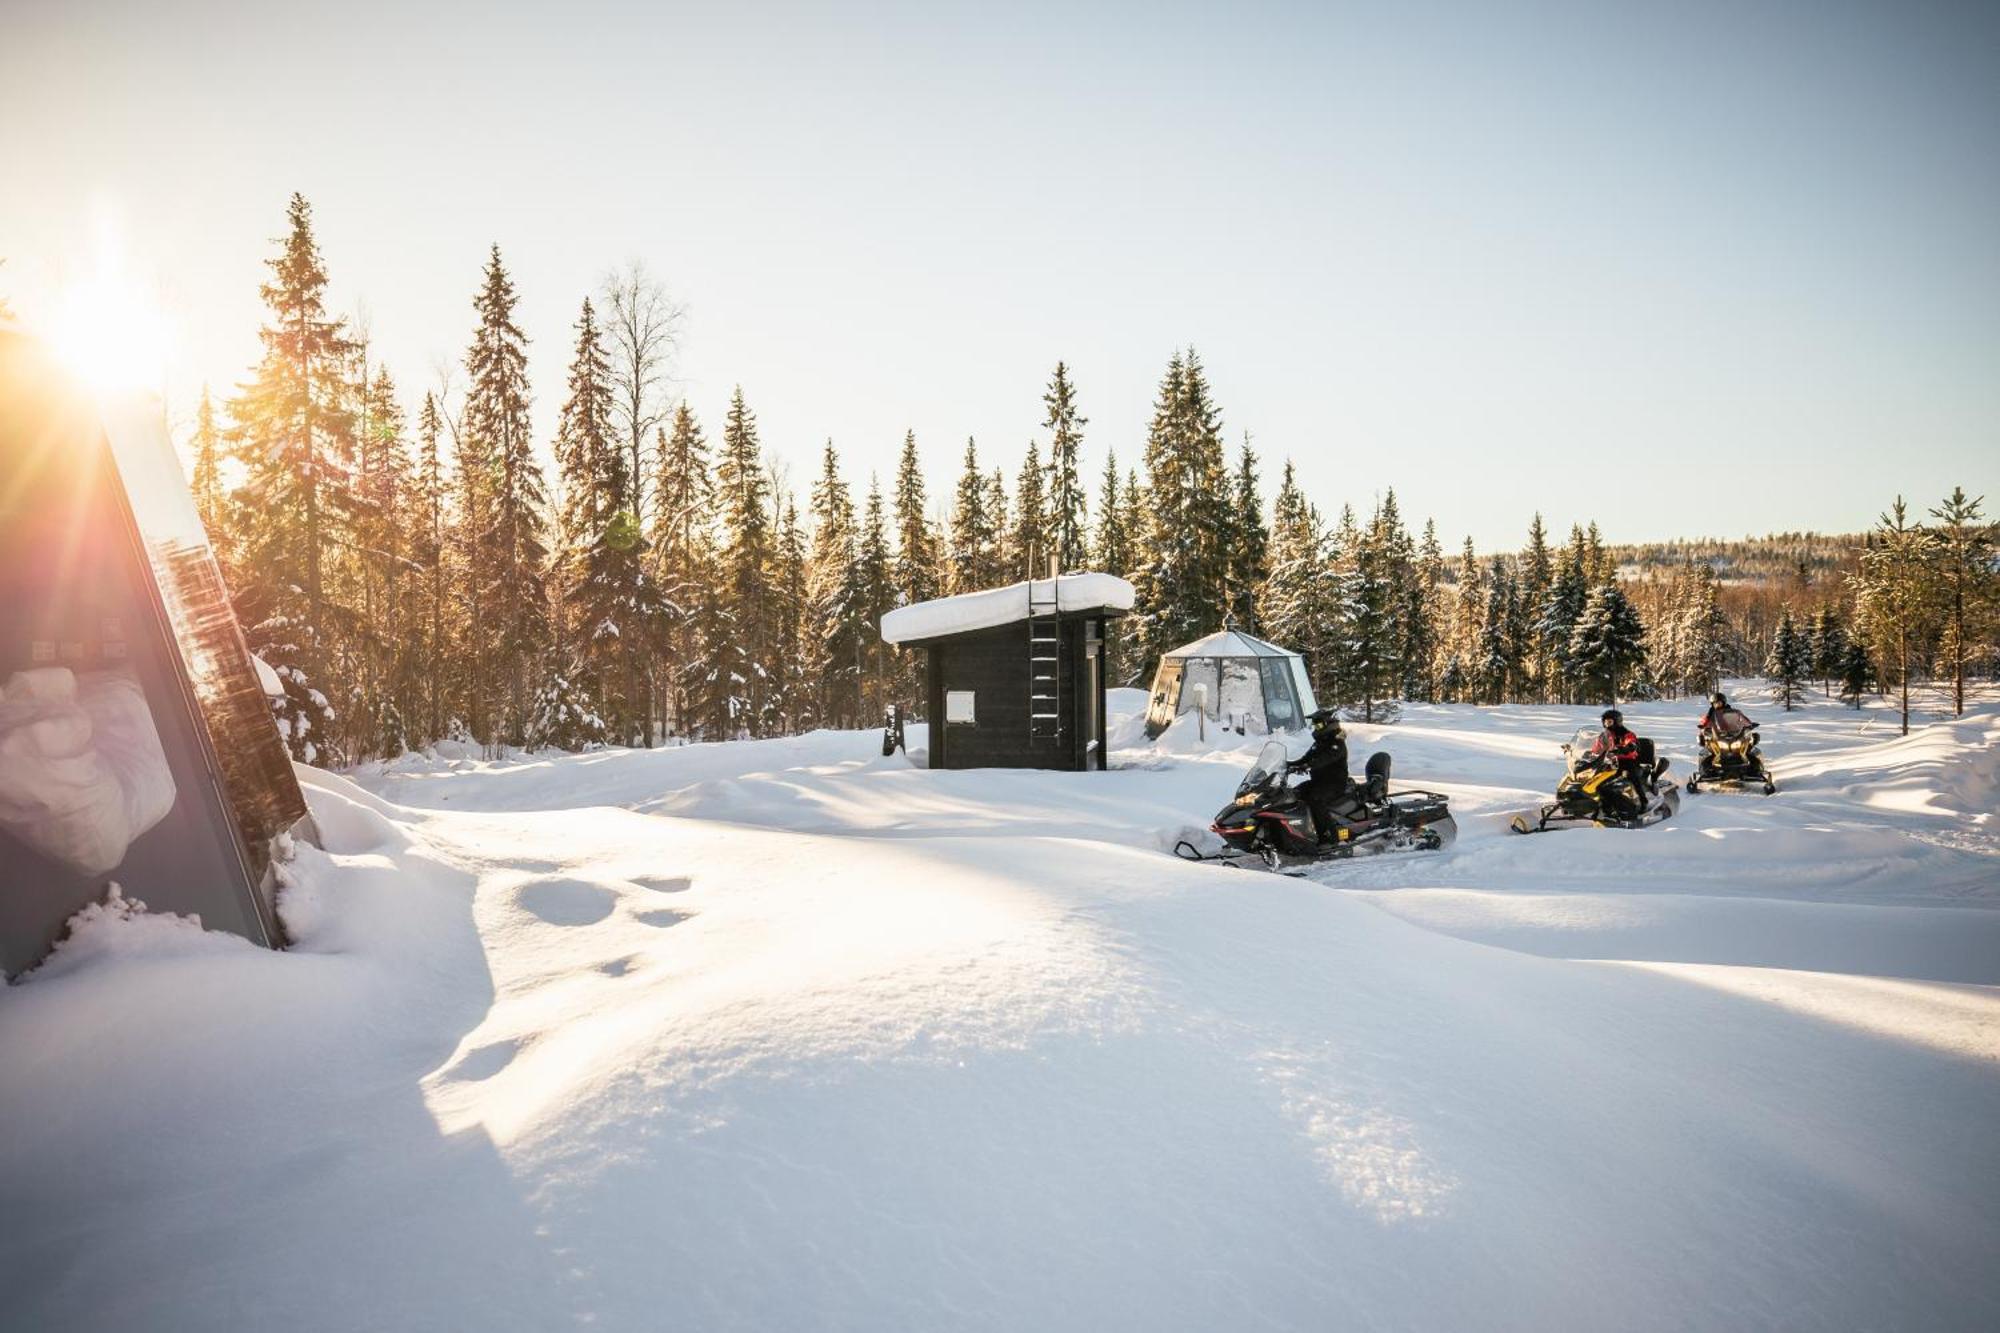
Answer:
49 260 171 395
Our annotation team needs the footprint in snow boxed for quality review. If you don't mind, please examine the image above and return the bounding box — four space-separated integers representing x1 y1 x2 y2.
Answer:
630 875 692 894
633 908 692 929
512 877 618 927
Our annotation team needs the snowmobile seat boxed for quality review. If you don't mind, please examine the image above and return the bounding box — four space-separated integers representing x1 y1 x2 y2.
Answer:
1364 751 1391 802
1634 737 1662 790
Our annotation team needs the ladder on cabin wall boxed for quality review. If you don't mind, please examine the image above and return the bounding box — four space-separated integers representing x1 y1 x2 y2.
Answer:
1027 577 1062 744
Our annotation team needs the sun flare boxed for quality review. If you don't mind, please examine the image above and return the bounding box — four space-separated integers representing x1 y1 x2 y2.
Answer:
50 259 171 394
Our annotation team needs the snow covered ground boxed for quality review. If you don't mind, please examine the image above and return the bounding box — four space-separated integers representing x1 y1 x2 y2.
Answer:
3 682 1998 1330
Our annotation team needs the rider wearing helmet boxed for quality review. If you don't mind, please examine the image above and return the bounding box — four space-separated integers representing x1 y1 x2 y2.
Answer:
1288 708 1352 842
1589 708 1647 815
1698 692 1756 739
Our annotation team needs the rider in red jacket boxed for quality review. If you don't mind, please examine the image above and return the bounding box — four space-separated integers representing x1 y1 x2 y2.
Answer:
1589 708 1639 765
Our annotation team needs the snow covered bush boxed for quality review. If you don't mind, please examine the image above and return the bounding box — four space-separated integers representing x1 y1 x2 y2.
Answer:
526 666 609 752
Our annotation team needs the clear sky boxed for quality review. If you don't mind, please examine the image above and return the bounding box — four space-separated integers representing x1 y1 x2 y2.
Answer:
3 0 1995 550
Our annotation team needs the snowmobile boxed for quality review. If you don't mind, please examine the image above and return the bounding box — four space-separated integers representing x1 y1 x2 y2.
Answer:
1176 740 1456 873
1509 726 1679 834
1686 725 1774 795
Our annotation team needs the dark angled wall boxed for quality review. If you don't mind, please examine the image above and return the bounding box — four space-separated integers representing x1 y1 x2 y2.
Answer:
919 615 1111 771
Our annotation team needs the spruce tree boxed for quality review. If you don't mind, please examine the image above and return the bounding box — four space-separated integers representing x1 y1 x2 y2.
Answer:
652 403 711 735
558 297 658 743
188 386 227 554
890 430 939 701
1837 638 1872 708
227 193 357 763
354 364 412 757
1012 439 1048 578
715 387 774 733
1228 436 1270 630
1519 514 1553 697
806 441 866 727
1851 498 1940 735
1569 581 1648 705
1808 604 1848 698
463 245 548 746
1405 520 1446 702
984 466 1012 577
855 479 894 714
947 438 997 594
1536 527 1591 703
413 392 449 740
770 494 808 734
1928 487 1993 717
1765 606 1810 710
1042 362 1089 572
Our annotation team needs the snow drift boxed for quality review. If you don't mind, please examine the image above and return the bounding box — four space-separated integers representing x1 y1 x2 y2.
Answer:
3 685 1998 1331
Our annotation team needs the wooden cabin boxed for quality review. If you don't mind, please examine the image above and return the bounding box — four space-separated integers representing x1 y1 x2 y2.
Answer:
880 574 1135 771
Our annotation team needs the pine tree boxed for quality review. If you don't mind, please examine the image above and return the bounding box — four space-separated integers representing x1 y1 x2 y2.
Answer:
714 387 774 733
1227 436 1270 630
1519 514 1553 697
1808 603 1848 699
855 479 894 714
1405 520 1445 702
1569 581 1648 705
188 385 227 554
1130 348 1231 674
1851 498 1940 736
558 297 657 743
1928 487 1993 717
227 193 357 764
1041 362 1089 572
770 494 808 734
1012 439 1048 578
947 438 999 594
1348 498 1401 719
890 430 939 701
806 441 866 727
1765 606 1811 710
984 466 1012 579
353 363 413 757
413 392 449 740
526 664 607 751
1837 638 1872 708
1674 560 1729 698
1092 451 1139 686
652 403 711 736
1536 527 1591 703
463 245 548 745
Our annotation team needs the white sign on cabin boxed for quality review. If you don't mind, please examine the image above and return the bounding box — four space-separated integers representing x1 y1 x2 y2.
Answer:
945 690 977 724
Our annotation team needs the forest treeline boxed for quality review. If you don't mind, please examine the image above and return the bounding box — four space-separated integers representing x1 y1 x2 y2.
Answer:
185 196 1997 761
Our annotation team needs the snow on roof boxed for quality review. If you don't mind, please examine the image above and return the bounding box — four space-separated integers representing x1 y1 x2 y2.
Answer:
1160 629 1299 660
880 573 1136 645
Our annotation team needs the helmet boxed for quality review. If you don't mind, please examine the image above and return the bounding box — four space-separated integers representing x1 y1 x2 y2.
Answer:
1601 708 1623 727
1710 693 1728 708
1310 708 1341 734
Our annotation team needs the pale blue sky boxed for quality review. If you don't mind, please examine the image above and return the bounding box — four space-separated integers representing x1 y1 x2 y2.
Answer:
3 0 1995 548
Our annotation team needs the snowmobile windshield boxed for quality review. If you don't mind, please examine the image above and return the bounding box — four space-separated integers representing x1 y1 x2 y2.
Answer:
1566 726 1607 771
1238 741 1292 795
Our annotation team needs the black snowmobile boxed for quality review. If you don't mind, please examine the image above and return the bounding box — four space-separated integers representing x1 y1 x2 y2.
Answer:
1686 714 1774 795
1178 740 1456 872
1509 726 1679 834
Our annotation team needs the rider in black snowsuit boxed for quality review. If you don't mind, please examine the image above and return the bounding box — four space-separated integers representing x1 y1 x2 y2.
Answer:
1289 709 1352 842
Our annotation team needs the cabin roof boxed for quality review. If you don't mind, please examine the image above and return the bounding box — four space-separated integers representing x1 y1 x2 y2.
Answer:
880 572 1135 645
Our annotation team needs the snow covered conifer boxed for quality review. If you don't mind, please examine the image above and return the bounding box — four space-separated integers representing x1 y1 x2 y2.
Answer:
1927 487 1994 717
413 392 450 739
1568 581 1648 704
1807 604 1848 698
1227 436 1269 631
188 385 227 557
652 403 711 735
715 387 775 733
807 441 866 726
526 662 608 751
1837 637 1873 708
946 439 993 594
1041 362 1089 572
1765 606 1811 710
1851 497 1940 735
1012 439 1047 578
855 479 894 715
891 430 940 702
769 494 808 734
463 245 549 745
